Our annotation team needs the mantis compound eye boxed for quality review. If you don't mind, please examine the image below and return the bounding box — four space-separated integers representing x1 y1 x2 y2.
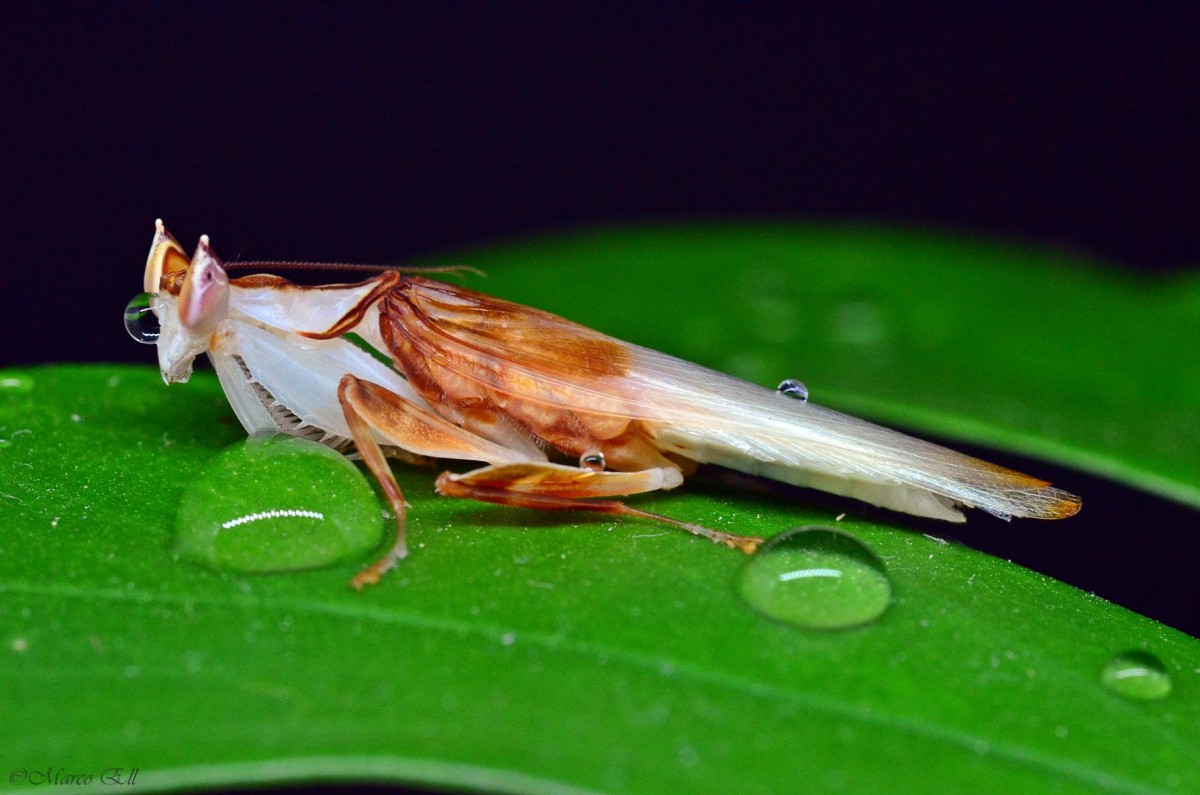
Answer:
124 292 160 344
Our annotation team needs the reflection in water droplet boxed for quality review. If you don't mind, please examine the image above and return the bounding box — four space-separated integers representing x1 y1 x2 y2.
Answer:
776 379 809 402
124 293 161 345
1100 651 1172 701
580 451 606 472
0 374 35 393
737 527 891 629
174 434 383 574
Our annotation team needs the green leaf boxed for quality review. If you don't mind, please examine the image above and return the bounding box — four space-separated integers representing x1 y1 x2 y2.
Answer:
459 225 1200 510
2 225 1198 794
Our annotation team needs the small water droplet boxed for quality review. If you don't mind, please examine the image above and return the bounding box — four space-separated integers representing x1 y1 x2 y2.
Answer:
174 435 383 574
776 378 809 402
124 293 161 345
580 450 606 472
1100 651 1171 700
737 526 891 629
0 374 35 393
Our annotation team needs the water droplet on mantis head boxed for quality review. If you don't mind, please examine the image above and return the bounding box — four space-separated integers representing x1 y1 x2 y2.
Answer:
776 379 809 402
737 526 891 629
174 435 383 574
123 293 160 344
1100 651 1171 701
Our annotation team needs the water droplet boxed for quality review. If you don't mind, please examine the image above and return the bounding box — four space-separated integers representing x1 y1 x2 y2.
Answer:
0 374 34 393
580 450 606 472
124 293 160 345
174 434 383 574
1100 651 1171 700
776 378 809 402
737 526 891 629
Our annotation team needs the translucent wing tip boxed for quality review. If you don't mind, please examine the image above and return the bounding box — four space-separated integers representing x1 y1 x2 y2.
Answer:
972 459 1081 520
988 484 1081 520
1035 487 1082 520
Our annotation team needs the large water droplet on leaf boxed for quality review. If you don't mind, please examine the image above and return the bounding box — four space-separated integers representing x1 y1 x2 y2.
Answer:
174 435 383 574
1100 651 1171 701
0 374 34 393
737 526 891 629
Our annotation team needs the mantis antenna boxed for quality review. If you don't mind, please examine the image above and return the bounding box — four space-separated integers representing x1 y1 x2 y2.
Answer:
223 260 486 278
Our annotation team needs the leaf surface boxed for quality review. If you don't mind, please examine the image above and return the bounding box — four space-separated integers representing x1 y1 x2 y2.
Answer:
2 225 1197 794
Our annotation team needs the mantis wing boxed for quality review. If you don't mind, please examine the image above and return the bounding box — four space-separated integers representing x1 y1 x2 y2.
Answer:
389 278 1080 522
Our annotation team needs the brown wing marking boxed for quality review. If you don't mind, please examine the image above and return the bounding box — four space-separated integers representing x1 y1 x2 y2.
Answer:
379 279 638 455
398 278 632 378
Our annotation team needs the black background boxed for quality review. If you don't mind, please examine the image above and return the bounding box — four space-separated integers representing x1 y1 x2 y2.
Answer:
4 4 1198 635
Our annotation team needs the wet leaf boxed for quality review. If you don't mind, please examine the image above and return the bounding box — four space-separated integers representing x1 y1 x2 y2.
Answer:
2 226 1197 794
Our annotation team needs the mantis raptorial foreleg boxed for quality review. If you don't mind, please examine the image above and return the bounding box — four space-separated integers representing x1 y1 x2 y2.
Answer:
339 378 411 589
336 375 539 588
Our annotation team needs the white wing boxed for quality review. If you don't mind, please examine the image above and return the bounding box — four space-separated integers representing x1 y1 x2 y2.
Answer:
622 346 1079 521
394 279 1081 522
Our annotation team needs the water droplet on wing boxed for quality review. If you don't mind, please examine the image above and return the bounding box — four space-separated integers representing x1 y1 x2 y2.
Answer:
776 379 809 401
580 451 606 471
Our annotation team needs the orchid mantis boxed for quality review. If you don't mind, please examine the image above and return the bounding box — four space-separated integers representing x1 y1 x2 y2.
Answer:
127 221 1080 588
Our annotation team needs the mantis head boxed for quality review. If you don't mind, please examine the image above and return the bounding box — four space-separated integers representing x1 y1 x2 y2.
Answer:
126 219 230 384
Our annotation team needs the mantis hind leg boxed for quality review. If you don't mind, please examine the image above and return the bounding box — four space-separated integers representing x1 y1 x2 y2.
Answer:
338 374 763 588
436 463 764 554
